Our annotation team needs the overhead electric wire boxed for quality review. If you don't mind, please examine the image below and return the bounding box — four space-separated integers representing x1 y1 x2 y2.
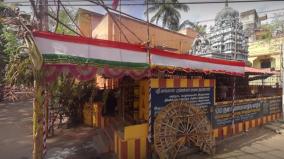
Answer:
9 0 284 28
8 0 282 3
58 0 86 36
87 0 130 42
7 0 140 2
8 0 284 6
53 0 60 32
47 12 81 35
259 7 284 13
196 7 284 23
197 14 284 23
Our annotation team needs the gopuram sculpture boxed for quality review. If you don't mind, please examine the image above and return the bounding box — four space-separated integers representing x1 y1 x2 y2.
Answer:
191 0 248 61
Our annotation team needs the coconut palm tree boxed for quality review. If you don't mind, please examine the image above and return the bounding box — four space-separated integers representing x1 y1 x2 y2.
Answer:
145 0 189 31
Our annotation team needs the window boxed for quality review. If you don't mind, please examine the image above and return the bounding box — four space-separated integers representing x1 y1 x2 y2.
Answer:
260 59 271 68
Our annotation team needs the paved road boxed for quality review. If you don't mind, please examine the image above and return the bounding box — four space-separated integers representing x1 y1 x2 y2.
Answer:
0 100 33 159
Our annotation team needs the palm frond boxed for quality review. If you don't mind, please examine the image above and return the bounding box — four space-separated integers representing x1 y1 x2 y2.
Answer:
144 4 160 15
150 8 164 24
146 0 189 30
178 20 195 30
173 3 189 12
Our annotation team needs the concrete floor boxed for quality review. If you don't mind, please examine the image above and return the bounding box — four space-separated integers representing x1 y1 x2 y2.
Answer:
46 126 114 159
187 126 284 159
0 100 113 159
0 100 33 159
1 100 284 159
212 129 284 159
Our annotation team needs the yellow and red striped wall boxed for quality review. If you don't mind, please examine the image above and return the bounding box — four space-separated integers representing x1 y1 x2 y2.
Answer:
150 78 215 89
114 123 148 159
83 102 111 129
114 132 148 159
83 103 93 126
213 112 282 139
87 78 282 159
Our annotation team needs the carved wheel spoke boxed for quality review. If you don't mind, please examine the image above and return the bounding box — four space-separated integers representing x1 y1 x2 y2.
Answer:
154 101 215 159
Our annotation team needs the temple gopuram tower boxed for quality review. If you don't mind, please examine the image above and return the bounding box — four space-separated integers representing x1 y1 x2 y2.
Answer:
192 0 248 61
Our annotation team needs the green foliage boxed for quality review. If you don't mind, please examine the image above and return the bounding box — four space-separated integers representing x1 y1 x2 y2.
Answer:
5 53 33 86
146 0 190 31
49 8 76 35
56 10 76 35
0 24 7 82
193 24 207 35
0 26 33 87
0 3 34 87
177 19 195 31
50 75 97 126
1 27 18 57
0 24 6 101
259 24 273 41
259 13 284 41
270 13 284 34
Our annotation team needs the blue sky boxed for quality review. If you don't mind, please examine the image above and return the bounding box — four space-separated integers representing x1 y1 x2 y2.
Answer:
4 0 284 27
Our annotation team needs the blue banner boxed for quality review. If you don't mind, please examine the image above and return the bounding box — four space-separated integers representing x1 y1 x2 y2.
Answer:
212 97 282 128
150 87 214 118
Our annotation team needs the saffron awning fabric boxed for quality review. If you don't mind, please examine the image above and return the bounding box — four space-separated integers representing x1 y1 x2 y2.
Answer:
33 32 245 81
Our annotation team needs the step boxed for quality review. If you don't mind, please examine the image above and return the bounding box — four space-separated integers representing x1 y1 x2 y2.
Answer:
268 120 284 129
264 124 284 134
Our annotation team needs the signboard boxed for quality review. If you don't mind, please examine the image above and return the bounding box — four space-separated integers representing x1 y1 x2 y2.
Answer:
213 102 262 127
213 97 282 128
150 87 214 118
267 98 282 115
148 78 215 142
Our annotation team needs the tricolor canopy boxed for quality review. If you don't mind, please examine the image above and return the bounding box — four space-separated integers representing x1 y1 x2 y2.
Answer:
33 32 245 81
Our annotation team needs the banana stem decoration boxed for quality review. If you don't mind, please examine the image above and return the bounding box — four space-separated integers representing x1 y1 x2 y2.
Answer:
1 5 45 158
23 34 44 159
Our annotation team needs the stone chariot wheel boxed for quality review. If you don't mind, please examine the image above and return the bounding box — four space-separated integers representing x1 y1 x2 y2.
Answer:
154 101 215 159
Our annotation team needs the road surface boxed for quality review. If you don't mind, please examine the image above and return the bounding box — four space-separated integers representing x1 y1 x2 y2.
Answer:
0 100 33 159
